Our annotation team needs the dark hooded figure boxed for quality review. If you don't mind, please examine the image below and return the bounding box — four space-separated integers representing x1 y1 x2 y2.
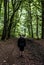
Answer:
18 35 26 56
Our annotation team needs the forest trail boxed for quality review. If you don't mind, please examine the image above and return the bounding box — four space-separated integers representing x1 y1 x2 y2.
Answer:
0 38 44 65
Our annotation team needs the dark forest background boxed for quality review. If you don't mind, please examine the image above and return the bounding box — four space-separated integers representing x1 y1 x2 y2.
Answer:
0 0 44 40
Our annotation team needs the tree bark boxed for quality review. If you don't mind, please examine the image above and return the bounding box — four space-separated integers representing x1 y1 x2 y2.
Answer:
29 3 33 38
7 0 23 39
1 0 8 40
41 1 44 39
36 14 39 38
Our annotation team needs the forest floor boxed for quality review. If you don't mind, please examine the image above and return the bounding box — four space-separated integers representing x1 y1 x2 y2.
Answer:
0 38 44 65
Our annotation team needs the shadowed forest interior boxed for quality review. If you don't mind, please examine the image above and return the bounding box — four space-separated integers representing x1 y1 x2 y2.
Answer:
0 0 44 65
0 0 44 40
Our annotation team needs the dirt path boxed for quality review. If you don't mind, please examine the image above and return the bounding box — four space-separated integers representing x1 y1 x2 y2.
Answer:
0 38 44 65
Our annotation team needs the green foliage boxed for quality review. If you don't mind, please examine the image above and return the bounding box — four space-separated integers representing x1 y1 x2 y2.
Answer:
0 0 42 39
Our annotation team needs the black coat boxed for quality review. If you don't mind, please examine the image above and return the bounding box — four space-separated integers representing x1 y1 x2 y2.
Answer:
18 37 26 51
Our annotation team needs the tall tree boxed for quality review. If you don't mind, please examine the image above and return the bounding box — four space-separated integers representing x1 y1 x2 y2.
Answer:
29 2 33 38
41 0 44 39
1 0 8 40
36 11 39 38
1 0 24 40
7 0 24 39
6 0 9 38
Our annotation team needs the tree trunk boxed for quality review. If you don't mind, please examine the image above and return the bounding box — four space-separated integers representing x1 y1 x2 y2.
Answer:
7 12 14 38
1 0 8 40
41 1 44 39
6 0 9 39
36 14 39 38
27 10 31 37
7 0 23 39
29 3 33 38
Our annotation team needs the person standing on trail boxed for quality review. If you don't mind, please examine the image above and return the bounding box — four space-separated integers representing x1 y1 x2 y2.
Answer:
18 35 26 57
